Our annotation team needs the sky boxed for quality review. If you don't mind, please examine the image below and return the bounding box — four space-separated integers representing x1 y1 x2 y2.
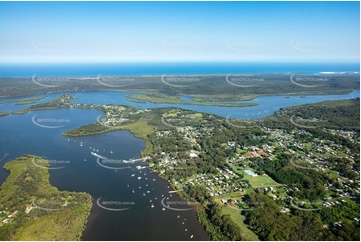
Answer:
0 1 359 63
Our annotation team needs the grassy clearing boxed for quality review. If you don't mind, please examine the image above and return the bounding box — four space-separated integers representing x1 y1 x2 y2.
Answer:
244 173 279 187
221 206 260 241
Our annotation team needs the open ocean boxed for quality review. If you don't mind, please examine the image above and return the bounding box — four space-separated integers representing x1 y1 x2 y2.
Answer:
0 62 359 77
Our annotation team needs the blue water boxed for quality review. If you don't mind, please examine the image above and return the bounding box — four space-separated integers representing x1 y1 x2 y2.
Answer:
0 62 359 77
0 108 209 241
0 90 359 119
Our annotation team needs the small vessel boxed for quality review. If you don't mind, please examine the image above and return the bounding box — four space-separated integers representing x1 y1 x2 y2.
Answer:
139 186 141 189
68 138 70 141
143 193 145 196
150 200 152 202
177 215 180 218
190 235 193 239
84 159 86 161
153 179 155 181
138 177 142 180
155 197 157 200
162 208 165 211
185 229 187 231
131 174 135 177
132 189 135 193
146 184 148 186
97 149 99 152
110 150 113 153
151 204 154 208
147 191 150 193
127 184 129 187
80 142 83 146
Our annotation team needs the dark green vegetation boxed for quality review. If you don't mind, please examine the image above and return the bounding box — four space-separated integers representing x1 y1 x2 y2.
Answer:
11 94 74 114
8 93 360 241
0 74 359 103
0 112 9 117
243 193 359 240
0 96 46 105
126 94 258 107
0 155 92 240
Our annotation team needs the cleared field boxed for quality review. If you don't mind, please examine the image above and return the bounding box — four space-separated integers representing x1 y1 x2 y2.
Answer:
244 173 279 187
221 206 260 241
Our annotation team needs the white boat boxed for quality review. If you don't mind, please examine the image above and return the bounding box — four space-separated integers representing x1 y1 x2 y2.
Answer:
131 174 135 177
110 150 113 153
177 215 180 218
162 208 165 211
138 177 142 180
136 166 147 170
84 159 86 161
190 235 193 238
132 189 134 193
151 204 154 208
147 191 150 193
185 229 187 231
80 142 83 146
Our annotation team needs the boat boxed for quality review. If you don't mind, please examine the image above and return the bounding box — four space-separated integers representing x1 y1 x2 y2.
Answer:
162 208 165 211
185 229 187 231
151 204 154 208
131 174 135 177
84 159 86 161
190 235 193 238
138 177 142 180
132 189 134 193
177 215 180 218
110 150 113 153
80 142 83 146
147 191 150 193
